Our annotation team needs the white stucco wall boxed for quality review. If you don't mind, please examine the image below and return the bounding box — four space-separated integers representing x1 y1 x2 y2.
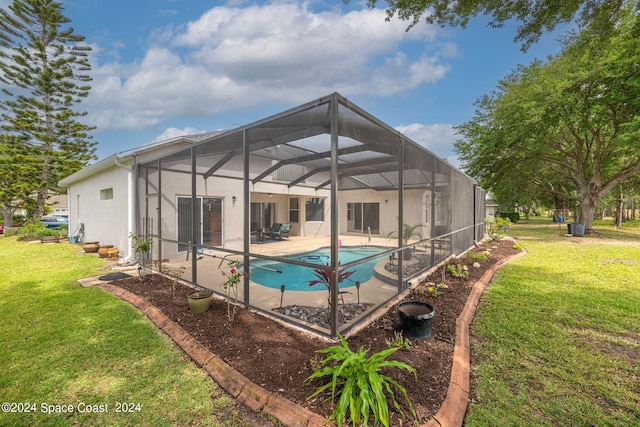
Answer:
66 164 133 258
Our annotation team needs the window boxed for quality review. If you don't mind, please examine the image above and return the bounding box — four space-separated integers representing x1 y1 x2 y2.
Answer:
305 197 324 221
100 188 113 200
289 198 299 223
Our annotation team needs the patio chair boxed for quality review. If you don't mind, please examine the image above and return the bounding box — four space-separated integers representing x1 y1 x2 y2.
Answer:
185 242 204 261
270 223 291 240
268 223 282 239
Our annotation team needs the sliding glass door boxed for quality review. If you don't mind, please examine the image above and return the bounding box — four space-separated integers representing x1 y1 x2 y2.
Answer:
347 202 379 234
177 196 222 251
250 202 275 231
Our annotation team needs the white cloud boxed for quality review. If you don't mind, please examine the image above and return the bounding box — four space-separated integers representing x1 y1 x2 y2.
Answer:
395 123 460 163
84 2 450 131
153 127 200 142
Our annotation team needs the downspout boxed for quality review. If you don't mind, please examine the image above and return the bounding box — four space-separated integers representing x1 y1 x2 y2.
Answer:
115 155 136 262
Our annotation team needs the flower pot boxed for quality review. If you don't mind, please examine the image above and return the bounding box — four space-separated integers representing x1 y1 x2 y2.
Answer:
188 290 213 314
398 301 434 339
98 245 114 257
83 242 100 253
403 248 413 261
107 247 120 259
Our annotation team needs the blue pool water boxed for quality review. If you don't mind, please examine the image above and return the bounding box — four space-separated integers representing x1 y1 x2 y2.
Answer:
249 246 388 291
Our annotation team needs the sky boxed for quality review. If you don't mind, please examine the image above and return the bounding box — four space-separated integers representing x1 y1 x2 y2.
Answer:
2 0 566 167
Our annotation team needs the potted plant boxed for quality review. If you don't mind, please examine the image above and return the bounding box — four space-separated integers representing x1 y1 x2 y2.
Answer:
39 227 63 243
387 223 427 260
187 289 213 314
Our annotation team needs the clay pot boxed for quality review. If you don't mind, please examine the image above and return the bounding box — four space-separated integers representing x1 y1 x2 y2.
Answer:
98 245 114 257
107 247 120 259
187 290 213 314
83 242 100 253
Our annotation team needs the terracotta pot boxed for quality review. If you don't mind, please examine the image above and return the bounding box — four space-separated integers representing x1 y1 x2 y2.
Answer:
107 247 120 259
83 242 100 253
98 245 114 257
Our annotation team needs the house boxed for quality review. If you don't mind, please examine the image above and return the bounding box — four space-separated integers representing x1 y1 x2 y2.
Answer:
59 132 222 260
485 200 499 221
61 92 487 337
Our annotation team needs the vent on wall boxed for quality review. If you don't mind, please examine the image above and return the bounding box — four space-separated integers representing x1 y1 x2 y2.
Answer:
100 188 114 200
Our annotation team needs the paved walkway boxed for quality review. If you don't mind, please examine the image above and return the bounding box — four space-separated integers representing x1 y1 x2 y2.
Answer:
79 248 526 427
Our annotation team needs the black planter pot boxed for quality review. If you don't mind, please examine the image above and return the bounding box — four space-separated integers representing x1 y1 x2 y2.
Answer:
398 301 434 339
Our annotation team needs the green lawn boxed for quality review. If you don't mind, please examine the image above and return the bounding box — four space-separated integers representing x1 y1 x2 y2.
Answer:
0 237 263 426
466 217 640 426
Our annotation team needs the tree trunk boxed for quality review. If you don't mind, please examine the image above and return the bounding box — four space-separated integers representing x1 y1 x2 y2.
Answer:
578 190 598 232
1 207 16 227
616 189 624 227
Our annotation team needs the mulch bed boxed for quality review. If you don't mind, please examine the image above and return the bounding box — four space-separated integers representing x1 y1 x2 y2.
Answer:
108 239 519 426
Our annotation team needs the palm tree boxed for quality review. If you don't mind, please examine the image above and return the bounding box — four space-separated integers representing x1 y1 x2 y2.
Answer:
387 223 427 260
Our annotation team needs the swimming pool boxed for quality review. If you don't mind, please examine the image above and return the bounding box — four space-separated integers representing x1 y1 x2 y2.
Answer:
249 246 389 291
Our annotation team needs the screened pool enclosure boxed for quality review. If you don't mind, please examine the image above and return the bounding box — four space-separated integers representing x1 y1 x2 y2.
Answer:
137 92 486 338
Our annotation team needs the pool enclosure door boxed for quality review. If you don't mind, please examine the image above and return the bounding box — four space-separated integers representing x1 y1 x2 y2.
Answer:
347 202 379 235
177 196 223 251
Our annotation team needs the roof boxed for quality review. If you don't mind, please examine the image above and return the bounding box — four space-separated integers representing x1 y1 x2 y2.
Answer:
58 132 223 187
142 92 465 192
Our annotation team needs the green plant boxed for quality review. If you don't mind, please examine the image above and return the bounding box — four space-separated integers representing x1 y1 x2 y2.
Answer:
130 232 151 254
498 212 520 223
220 259 246 321
468 251 490 262
427 282 448 296
130 233 152 280
447 263 469 279
384 331 412 349
306 334 417 427
16 223 62 240
513 243 524 251
485 217 512 241
154 261 186 297
387 223 427 246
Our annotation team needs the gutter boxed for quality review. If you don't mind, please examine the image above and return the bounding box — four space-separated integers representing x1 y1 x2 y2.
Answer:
114 156 136 263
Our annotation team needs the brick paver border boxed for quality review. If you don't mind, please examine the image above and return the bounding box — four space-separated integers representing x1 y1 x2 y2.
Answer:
85 248 526 427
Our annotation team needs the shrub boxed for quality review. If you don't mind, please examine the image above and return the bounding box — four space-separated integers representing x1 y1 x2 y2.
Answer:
307 335 417 427
468 251 490 262
447 263 469 279
499 212 520 223
486 217 512 241
16 223 62 240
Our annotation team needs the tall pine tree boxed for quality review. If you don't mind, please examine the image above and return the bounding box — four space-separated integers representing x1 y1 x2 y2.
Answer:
0 0 96 219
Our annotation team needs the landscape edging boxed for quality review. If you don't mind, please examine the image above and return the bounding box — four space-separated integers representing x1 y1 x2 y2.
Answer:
88 246 526 427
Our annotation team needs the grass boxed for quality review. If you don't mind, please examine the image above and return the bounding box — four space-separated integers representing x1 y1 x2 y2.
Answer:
467 216 640 426
0 237 261 426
